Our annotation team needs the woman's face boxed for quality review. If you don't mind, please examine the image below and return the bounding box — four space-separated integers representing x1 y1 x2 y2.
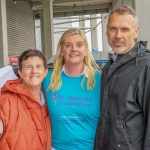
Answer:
18 56 48 90
61 34 87 66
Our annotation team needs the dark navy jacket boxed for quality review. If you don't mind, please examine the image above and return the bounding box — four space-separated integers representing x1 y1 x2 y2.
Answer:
94 41 150 150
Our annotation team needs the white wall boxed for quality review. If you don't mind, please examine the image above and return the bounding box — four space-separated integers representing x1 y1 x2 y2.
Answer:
134 0 150 49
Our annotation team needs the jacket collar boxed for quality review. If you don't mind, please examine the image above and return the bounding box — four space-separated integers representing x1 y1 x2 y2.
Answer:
61 65 88 78
108 41 148 66
105 41 148 80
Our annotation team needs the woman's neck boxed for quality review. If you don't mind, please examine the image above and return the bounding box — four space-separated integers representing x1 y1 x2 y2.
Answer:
28 87 41 103
64 63 84 76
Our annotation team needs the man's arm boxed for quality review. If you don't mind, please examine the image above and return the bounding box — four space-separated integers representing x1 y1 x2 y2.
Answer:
142 67 150 149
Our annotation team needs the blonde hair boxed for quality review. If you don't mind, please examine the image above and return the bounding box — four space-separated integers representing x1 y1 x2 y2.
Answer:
47 28 100 91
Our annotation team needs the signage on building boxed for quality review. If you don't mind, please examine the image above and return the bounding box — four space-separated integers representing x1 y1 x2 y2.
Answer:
96 60 108 69
8 55 19 68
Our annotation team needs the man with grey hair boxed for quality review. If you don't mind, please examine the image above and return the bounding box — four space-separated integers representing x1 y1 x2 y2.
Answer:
94 5 150 150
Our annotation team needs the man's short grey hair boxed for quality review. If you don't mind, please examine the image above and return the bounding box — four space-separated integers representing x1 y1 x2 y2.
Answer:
107 5 138 25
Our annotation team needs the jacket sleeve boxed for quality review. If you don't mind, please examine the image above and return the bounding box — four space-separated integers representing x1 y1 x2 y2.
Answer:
142 67 150 149
0 95 11 137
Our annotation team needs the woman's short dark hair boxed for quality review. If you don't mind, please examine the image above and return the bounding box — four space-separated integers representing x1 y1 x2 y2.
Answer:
18 49 47 70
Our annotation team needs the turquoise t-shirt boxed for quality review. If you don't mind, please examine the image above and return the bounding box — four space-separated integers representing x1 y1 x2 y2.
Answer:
42 70 101 150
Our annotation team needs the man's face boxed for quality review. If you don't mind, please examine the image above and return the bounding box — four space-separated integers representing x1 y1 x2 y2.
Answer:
106 12 139 55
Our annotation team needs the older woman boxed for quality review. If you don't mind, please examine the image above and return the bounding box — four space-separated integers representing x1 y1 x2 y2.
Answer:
0 49 51 150
42 28 101 150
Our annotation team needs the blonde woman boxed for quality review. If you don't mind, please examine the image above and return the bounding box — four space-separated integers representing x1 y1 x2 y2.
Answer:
42 28 101 150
